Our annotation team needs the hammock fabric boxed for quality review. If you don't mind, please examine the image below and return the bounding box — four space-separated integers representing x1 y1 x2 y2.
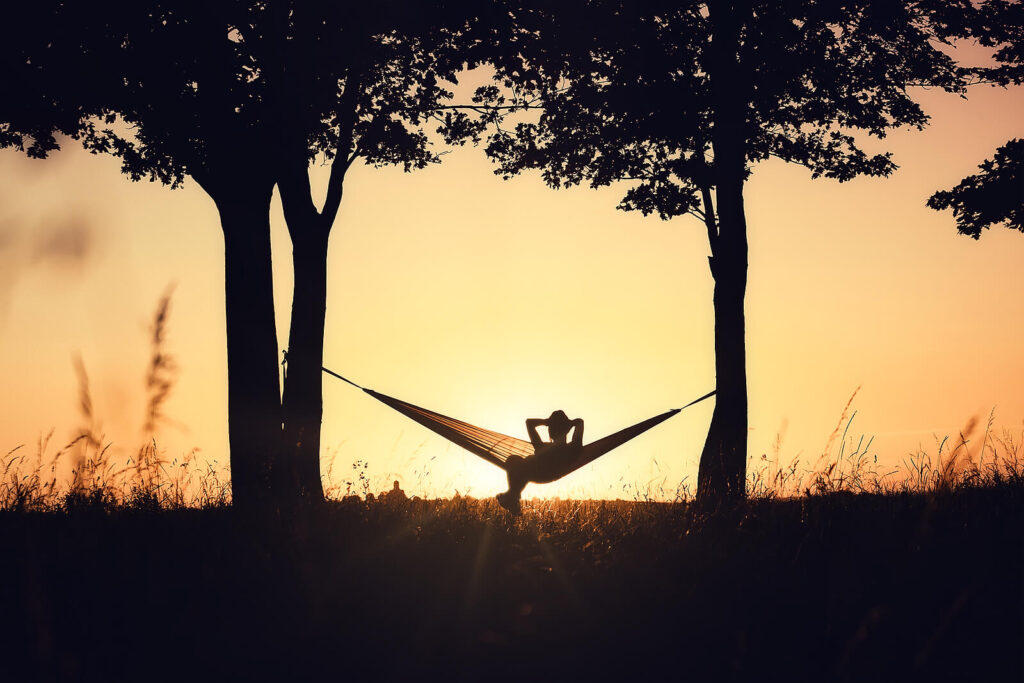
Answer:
323 367 714 483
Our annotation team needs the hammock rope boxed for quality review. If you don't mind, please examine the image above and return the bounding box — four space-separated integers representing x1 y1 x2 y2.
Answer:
322 366 714 481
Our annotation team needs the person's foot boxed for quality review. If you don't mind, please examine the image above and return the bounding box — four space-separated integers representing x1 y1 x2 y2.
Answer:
496 491 521 515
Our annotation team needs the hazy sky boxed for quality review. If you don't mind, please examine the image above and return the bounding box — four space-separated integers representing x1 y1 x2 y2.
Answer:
0 71 1021 499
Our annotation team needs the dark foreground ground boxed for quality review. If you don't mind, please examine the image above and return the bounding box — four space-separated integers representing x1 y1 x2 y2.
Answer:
1 485 1021 682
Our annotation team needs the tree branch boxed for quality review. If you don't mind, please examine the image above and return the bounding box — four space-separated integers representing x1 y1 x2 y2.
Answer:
278 159 318 232
691 138 718 249
320 71 363 227
432 103 544 112
700 183 718 250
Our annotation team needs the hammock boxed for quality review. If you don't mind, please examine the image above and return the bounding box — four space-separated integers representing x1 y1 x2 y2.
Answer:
324 367 715 483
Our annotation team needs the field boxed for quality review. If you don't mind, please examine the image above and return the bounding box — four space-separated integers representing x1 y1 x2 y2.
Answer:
1 475 1021 682
2 297 1020 681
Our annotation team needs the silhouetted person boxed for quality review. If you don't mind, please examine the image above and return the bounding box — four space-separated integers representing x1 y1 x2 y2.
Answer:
497 410 584 513
383 480 407 503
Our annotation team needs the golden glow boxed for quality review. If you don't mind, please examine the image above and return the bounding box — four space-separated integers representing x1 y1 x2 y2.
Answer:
0 77 1021 499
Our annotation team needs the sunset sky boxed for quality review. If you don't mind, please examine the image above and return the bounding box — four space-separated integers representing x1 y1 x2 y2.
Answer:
0 65 1021 499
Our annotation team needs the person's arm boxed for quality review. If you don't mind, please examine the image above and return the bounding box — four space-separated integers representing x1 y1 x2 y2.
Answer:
570 418 584 447
526 418 546 450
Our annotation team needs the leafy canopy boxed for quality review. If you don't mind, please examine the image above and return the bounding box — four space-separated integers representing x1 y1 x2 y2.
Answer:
474 1 977 224
928 139 1024 237
0 3 119 158
8 1 482 197
927 1 1023 238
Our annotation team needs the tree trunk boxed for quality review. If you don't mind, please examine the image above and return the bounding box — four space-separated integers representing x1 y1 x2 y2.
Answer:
280 221 330 503
213 183 283 511
697 203 748 504
697 0 751 505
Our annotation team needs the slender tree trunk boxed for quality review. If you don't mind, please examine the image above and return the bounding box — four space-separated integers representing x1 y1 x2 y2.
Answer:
697 0 750 505
272 63 359 506
213 182 283 511
280 219 330 503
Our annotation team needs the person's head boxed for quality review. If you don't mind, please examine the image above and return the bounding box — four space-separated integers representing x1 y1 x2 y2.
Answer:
547 410 572 442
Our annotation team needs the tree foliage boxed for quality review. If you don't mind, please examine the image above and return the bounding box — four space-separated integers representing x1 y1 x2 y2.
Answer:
0 3 118 158
928 0 1023 238
928 139 1024 237
970 0 1024 86
66 2 482 196
477 1 974 219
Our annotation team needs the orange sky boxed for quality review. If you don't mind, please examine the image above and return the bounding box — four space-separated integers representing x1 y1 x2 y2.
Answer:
0 72 1021 500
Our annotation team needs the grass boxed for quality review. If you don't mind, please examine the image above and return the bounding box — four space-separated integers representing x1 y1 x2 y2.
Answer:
1 412 1021 681
6 385 1022 511
1 296 1021 681
0 479 1020 681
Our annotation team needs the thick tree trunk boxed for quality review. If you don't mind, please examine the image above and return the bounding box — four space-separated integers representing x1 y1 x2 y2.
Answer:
697 192 748 504
280 222 330 503
213 183 283 511
697 0 751 505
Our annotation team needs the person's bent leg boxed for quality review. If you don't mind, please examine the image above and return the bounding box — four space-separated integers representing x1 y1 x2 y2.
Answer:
497 456 528 514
